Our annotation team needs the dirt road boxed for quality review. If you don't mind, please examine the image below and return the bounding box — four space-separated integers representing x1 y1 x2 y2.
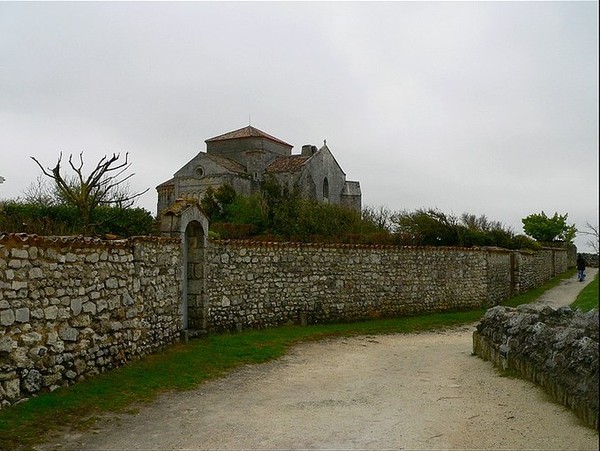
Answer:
39 269 598 450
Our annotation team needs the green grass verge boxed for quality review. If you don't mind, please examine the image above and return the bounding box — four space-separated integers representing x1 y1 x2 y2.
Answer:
0 269 579 450
571 271 599 312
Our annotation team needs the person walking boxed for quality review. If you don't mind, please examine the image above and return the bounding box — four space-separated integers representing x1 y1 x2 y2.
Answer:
576 254 586 282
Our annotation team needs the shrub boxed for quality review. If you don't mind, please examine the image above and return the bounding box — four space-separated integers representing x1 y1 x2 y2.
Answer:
0 201 156 237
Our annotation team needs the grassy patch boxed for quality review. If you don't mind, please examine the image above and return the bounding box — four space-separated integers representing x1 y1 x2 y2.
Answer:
0 270 577 450
571 271 599 312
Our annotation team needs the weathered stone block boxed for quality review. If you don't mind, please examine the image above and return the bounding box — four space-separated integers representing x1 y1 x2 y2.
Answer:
44 305 59 320
10 248 29 259
30 308 44 319
15 308 29 323
21 332 42 345
3 378 20 401
58 326 79 342
106 278 119 289
70 298 83 316
71 315 91 327
96 299 108 312
22 369 42 393
65 253 77 263
28 267 44 279
85 253 99 263
11 281 27 291
82 302 97 314
28 346 47 359
122 292 134 306
0 336 16 353
0 309 15 326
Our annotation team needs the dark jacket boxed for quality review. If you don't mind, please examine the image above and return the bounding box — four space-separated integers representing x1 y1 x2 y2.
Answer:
576 255 586 271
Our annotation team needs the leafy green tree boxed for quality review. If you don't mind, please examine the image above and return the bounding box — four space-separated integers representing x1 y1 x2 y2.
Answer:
391 208 535 249
392 208 460 246
200 184 238 222
521 211 576 243
225 194 268 230
260 176 303 237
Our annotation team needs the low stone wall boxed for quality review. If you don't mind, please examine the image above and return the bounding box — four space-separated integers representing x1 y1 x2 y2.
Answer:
0 234 182 408
472 305 599 429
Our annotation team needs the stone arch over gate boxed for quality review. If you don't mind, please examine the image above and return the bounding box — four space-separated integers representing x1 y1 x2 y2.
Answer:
160 199 209 337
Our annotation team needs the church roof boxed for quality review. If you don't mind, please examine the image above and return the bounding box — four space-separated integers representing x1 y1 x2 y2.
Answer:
205 125 293 148
156 177 175 189
265 155 310 173
205 154 247 173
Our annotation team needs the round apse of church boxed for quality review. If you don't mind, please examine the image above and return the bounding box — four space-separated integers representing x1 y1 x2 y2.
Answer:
195 166 205 177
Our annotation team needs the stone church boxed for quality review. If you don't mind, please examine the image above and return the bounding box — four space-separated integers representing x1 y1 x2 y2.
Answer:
157 125 361 214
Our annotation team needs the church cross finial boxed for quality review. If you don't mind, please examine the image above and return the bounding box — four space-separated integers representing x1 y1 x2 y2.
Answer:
324 139 327 146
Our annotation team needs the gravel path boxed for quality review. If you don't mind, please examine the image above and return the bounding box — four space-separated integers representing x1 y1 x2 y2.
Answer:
39 269 599 450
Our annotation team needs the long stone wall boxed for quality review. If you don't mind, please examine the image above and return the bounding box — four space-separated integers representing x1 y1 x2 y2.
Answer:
0 234 181 408
204 241 568 332
473 305 599 429
1 230 570 408
516 248 568 293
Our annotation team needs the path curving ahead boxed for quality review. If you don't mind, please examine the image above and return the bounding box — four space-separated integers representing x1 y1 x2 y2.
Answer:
39 269 599 450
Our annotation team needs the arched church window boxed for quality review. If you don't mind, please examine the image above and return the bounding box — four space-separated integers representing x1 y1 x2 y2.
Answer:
323 177 329 202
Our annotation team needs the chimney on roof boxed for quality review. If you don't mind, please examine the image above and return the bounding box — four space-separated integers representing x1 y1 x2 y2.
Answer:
301 145 317 157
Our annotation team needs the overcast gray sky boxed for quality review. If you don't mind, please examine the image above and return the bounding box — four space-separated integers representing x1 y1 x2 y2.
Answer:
1 1 598 251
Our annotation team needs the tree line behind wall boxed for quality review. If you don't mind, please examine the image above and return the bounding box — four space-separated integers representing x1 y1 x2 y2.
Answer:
1 150 570 251
202 180 541 249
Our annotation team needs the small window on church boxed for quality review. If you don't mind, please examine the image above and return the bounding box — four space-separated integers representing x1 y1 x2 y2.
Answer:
195 166 204 177
323 177 329 202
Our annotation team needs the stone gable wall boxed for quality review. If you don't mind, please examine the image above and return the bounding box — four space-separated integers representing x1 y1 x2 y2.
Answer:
0 234 181 408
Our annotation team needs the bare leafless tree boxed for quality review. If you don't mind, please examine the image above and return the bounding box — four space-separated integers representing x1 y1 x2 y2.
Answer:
31 152 149 228
23 175 60 206
460 213 507 232
362 205 394 231
578 222 599 254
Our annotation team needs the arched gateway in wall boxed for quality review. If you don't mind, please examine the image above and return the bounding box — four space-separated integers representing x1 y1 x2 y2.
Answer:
160 199 208 339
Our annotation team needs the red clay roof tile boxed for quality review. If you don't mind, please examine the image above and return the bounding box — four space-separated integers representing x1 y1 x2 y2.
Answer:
205 126 292 148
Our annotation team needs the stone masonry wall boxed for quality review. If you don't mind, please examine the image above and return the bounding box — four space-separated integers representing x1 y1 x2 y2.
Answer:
1 231 570 408
484 249 512 305
205 242 568 333
517 248 567 294
0 234 181 408
473 305 599 429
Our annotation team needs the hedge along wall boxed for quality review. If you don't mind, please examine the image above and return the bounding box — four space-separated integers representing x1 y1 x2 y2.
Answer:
204 241 569 333
0 234 182 409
